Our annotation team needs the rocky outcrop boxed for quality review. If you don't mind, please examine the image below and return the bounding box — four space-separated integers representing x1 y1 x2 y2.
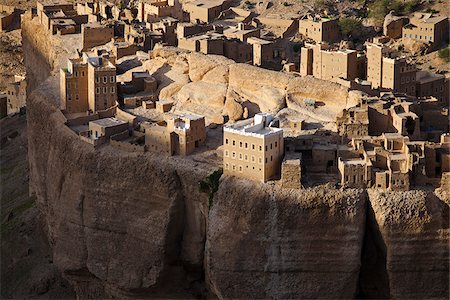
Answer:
206 179 366 299
360 190 450 299
23 17 449 299
27 77 213 298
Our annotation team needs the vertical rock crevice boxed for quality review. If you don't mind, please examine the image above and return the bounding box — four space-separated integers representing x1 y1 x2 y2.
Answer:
357 195 391 299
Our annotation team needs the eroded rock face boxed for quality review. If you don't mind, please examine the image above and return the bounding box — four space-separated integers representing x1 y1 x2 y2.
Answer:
362 190 450 299
27 78 213 297
206 179 367 299
23 17 450 299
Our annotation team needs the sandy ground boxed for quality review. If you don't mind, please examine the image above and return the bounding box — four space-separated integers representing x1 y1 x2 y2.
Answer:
1 115 76 299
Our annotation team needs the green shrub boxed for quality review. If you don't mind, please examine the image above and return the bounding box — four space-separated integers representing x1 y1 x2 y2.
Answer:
199 169 223 209
339 18 362 36
368 0 420 26
292 44 301 52
438 47 449 63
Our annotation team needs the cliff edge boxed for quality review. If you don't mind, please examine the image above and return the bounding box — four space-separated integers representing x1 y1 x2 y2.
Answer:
22 16 449 299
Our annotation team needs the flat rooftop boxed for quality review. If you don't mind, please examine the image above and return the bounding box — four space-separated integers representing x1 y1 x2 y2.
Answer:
90 117 127 128
224 115 282 137
186 0 229 9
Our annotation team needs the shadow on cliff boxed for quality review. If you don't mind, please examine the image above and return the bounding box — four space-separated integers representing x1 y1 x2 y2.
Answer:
356 195 391 299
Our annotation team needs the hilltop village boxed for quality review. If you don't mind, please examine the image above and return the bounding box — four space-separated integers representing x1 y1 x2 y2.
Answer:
1 0 449 191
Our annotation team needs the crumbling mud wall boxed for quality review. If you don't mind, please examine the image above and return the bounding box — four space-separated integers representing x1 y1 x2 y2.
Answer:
23 17 449 299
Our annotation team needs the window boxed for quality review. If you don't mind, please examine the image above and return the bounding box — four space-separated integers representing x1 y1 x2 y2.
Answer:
275 141 277 148
270 143 272 150
232 140 235 146
103 76 107 84
225 138 229 144
232 151 236 158
96 87 100 94
270 156 272 162
252 144 255 150
110 86 115 94
75 71 78 77
103 87 107 94
96 77 100 83
259 146 262 151
225 150 229 157
239 141 242 148
265 158 268 163
239 166 243 172
429 36 432 41
244 154 248 161
409 34 412 38
265 145 268 151
225 163 229 169
252 156 255 162
75 94 79 101
81 71 85 77
232 165 236 171
67 94 72 101
245 143 248 148
110 76 115 83
239 153 242 160
404 34 406 37
259 157 262 163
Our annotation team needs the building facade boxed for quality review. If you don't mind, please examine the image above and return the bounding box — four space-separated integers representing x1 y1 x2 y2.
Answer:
300 43 358 81
299 16 340 43
223 113 283 182
366 42 417 96
402 13 449 50
60 52 117 114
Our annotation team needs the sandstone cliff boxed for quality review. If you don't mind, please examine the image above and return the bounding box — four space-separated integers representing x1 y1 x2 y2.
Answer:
22 17 449 299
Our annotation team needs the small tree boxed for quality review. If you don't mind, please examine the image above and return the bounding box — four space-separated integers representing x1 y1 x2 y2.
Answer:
339 18 362 36
199 169 223 210
438 47 449 63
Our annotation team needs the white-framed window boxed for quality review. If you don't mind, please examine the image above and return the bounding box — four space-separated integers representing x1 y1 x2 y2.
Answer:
232 151 236 158
96 87 100 94
96 77 100 83
225 163 229 169
103 87 107 94
110 86 115 94
67 83 71 90
103 76 107 84
225 150 229 157
110 76 115 83
239 153 242 160
75 94 79 101
67 94 72 101
252 156 255 162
